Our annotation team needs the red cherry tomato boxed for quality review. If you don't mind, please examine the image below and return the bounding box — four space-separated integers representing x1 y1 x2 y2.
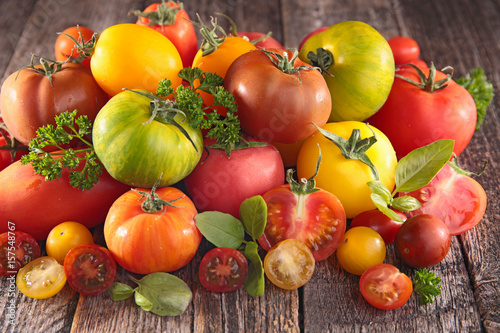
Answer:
387 36 420 65
55 25 95 67
0 231 41 276
199 247 248 293
0 134 28 172
350 209 406 244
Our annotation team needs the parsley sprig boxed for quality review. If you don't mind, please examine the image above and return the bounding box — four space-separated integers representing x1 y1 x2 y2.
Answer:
413 268 442 305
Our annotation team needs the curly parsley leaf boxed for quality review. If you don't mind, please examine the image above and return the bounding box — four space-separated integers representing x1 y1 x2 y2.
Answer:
413 268 442 305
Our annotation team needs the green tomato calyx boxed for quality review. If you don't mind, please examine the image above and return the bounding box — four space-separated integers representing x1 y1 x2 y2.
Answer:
395 62 453 93
130 0 182 27
306 48 335 77
56 25 98 62
19 54 68 87
260 49 319 83
191 14 227 56
216 12 274 46
288 144 321 195
205 136 271 159
133 175 185 214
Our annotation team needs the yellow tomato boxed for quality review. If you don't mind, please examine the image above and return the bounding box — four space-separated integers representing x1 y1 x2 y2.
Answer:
46 221 94 265
91 23 183 96
16 257 67 299
296 121 397 218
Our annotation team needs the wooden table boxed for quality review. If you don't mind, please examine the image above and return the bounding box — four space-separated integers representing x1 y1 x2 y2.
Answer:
1 0 499 332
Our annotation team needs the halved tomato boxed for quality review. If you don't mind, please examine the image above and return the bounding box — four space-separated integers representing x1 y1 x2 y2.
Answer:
16 256 66 299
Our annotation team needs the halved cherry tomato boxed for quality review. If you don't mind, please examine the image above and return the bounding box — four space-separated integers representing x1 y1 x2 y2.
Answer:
350 209 406 244
64 243 116 295
199 247 248 293
0 231 41 276
16 256 67 299
359 263 413 310
46 221 94 265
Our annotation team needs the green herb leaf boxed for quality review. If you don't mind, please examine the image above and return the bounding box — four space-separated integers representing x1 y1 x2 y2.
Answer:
108 282 135 301
195 211 246 249
239 195 267 240
391 196 422 213
243 241 265 297
134 291 154 311
413 269 442 305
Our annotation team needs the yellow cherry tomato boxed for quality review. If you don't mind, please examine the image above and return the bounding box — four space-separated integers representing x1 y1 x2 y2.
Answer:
16 257 67 299
46 221 94 265
296 121 397 218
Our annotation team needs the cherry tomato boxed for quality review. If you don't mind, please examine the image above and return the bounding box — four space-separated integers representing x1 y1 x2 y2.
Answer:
387 36 420 65
336 226 386 275
350 209 406 244
64 243 116 295
394 214 451 268
359 263 413 310
45 221 94 265
198 247 248 293
55 25 95 67
0 231 41 276
16 256 67 299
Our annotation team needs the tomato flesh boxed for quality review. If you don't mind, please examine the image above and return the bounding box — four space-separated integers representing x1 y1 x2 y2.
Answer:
199 247 248 293
0 231 41 276
16 256 67 299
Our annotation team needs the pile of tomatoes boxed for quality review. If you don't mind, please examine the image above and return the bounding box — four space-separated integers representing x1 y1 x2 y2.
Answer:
0 0 488 312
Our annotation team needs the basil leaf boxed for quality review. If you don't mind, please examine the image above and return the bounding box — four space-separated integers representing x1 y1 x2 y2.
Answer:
392 196 422 213
243 241 265 297
108 282 135 301
367 180 392 205
394 139 454 193
195 211 245 249
239 195 267 240
135 291 153 311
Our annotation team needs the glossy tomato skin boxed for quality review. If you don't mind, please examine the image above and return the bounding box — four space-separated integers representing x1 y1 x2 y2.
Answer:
224 48 331 144
0 135 28 172
93 89 203 188
91 23 183 97
298 26 329 51
359 263 413 310
387 36 420 65
135 1 198 67
350 209 406 244
104 186 202 275
297 121 397 219
54 25 95 67
0 62 108 146
367 66 477 159
0 231 41 276
401 163 487 236
199 247 248 293
0 156 130 241
183 135 285 218
394 214 451 268
258 184 346 261
299 21 395 122
46 222 94 265
236 32 284 49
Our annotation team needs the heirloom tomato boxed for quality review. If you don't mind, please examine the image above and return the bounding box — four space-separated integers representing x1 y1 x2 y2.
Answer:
90 23 183 96
0 155 130 240
199 247 248 293
133 0 198 67
104 186 202 275
367 63 477 159
55 25 96 67
387 36 420 65
298 21 395 122
350 209 406 244
359 263 413 310
92 89 203 188
0 62 108 146
0 231 41 276
17 257 66 299
297 121 397 219
183 135 285 218
46 222 94 265
298 26 329 51
224 48 331 144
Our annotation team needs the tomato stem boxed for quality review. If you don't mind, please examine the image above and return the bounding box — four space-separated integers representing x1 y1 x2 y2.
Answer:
133 175 185 214
259 49 319 83
130 0 182 27
57 25 98 61
306 48 335 77
191 14 227 56
394 62 453 92
216 12 274 46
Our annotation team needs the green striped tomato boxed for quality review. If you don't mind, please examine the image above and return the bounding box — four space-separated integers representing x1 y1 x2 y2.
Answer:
92 89 203 188
298 21 394 122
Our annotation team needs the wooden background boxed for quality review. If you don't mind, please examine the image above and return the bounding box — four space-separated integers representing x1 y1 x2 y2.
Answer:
0 0 499 332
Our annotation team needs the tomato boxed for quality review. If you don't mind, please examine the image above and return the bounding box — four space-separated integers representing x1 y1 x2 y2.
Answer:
92 89 203 188
397 58 428 70
54 25 95 67
401 163 487 236
298 21 395 122
297 121 397 219
16 257 66 299
0 231 41 276
359 263 413 310
104 186 202 274
133 1 198 67
90 23 183 97
367 64 477 159
64 243 116 295
224 48 331 144
336 226 386 275
350 209 406 244
387 36 421 65
235 32 284 49
0 134 28 172
199 247 248 293
46 222 94 265
263 239 315 290
298 26 329 51
0 62 108 146
0 156 130 240
394 214 451 268
272 139 305 168
184 135 285 218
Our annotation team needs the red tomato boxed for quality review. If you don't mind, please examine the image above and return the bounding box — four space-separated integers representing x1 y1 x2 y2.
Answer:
387 36 421 65
235 31 284 49
199 247 248 293
397 58 428 71
359 263 413 310
0 155 130 241
64 243 116 295
54 25 96 67
104 186 202 275
394 214 451 268
0 62 108 146
0 231 41 276
224 48 331 144
134 1 198 67
401 163 487 236
183 135 285 218
298 26 329 51
367 64 477 159
350 209 406 244
0 134 28 172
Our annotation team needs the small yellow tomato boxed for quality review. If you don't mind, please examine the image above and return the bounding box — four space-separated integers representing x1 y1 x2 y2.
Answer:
46 221 94 265
16 257 67 299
